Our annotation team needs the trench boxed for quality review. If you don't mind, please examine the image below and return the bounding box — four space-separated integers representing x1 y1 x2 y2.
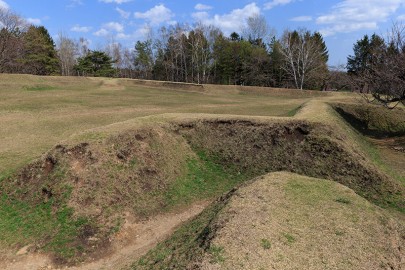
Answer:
1 117 404 267
174 119 403 210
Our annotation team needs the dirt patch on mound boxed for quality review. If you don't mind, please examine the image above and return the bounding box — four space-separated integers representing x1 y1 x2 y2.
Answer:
2 116 404 268
174 118 404 209
0 127 193 265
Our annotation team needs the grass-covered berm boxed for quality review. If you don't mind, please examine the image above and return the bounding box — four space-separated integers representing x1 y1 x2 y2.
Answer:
0 113 404 266
134 172 404 270
0 74 404 269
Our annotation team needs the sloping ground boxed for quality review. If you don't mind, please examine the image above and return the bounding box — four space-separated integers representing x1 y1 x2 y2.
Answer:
198 172 404 270
1 113 404 268
131 172 404 270
174 116 403 210
0 120 247 266
333 103 405 137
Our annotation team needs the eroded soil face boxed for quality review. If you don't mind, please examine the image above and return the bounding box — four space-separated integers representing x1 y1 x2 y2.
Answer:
175 119 403 208
1 117 404 267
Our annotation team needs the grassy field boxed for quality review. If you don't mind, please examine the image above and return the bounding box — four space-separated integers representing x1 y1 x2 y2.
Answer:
0 74 404 268
0 74 313 175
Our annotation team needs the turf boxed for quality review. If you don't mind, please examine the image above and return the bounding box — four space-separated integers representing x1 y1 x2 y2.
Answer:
0 74 308 174
0 74 404 268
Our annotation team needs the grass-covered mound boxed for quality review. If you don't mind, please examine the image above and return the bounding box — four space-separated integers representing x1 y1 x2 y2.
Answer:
174 117 404 210
1 115 403 266
132 172 404 270
0 124 247 265
333 103 405 137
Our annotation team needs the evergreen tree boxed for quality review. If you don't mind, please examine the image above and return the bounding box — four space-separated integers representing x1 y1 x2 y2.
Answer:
268 37 286 87
74 51 115 77
21 26 60 75
134 40 153 79
347 34 385 75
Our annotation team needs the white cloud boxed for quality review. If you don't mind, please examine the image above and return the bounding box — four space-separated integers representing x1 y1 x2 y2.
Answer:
264 0 295 10
192 11 210 21
93 22 123 37
192 3 260 35
93 28 109 36
116 32 131 39
99 0 132 4
134 4 175 25
116 7 130 19
71 24 92 32
0 0 9 10
103 21 124 32
398 14 405 20
27 18 41 25
195 3 213 11
290 16 312 22
67 0 83 8
316 0 404 36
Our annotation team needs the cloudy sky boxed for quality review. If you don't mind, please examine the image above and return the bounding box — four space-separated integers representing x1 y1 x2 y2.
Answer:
2 0 405 65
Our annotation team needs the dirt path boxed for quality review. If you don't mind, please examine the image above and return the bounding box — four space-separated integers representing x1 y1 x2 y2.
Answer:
0 202 208 270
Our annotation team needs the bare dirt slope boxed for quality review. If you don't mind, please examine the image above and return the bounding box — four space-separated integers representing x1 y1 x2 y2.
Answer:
199 172 404 270
0 202 207 270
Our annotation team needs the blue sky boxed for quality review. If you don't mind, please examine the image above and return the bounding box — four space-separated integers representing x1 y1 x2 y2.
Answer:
2 0 405 65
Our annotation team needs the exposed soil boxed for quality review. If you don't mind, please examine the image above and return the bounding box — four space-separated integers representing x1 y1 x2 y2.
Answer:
0 202 207 270
174 118 404 209
2 116 404 268
1 126 193 264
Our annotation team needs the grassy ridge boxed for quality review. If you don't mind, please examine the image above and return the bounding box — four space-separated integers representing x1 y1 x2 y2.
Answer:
131 172 404 270
0 74 307 174
0 143 248 264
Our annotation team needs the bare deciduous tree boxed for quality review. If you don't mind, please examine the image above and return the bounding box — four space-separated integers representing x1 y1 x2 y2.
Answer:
0 8 27 72
349 23 405 108
241 13 272 45
279 29 328 90
56 32 77 76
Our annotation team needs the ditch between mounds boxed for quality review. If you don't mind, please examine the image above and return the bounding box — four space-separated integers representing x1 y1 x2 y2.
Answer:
0 117 403 266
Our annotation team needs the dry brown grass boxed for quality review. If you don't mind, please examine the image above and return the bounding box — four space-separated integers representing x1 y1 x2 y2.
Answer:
1 74 404 269
0 74 320 174
200 172 404 270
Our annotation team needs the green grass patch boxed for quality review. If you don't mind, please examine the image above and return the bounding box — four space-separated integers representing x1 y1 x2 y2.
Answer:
23 85 58 91
282 233 296 244
260 238 271 250
208 245 225 263
335 197 351 204
165 150 247 208
0 193 90 263
284 104 304 117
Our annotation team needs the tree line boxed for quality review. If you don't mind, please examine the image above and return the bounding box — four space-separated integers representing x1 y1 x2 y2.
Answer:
0 8 333 90
347 23 405 107
1 6 404 104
